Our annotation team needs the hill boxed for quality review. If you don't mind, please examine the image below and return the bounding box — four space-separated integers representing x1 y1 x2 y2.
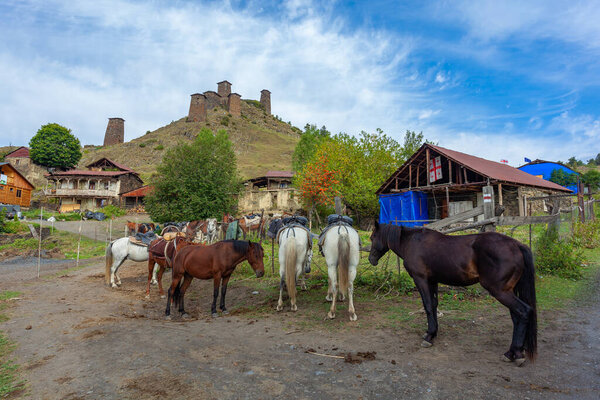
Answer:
79 100 301 182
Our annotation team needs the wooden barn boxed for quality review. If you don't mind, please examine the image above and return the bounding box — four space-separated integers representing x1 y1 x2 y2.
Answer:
376 144 571 225
0 162 35 207
120 185 153 209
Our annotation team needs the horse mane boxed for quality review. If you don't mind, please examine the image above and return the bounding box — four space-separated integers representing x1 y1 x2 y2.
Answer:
379 223 403 246
222 240 250 254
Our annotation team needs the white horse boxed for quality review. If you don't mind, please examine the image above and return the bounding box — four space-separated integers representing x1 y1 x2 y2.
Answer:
105 237 150 288
321 225 360 321
205 218 218 244
277 226 311 312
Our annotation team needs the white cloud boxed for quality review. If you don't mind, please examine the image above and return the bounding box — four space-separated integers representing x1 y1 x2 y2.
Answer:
434 72 447 84
418 109 440 120
550 112 600 139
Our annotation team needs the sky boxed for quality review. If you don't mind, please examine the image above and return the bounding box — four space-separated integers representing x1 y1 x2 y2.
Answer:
1 0 599 166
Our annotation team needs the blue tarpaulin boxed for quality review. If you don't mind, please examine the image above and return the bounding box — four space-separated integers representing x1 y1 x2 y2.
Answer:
518 162 578 193
378 191 429 227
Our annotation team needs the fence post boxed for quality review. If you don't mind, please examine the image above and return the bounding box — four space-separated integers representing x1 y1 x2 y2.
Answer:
37 207 43 278
271 237 275 275
334 196 342 215
578 182 585 223
482 185 495 232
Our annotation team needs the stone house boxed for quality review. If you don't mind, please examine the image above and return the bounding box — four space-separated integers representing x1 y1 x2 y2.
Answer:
238 171 301 214
44 158 143 212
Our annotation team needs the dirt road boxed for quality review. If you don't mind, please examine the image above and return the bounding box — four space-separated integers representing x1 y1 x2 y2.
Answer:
1 259 599 399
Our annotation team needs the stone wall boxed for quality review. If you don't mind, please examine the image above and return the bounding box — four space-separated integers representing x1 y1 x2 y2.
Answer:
227 93 241 117
203 91 222 111
188 93 207 122
260 89 271 114
217 80 231 97
238 188 301 214
103 118 124 146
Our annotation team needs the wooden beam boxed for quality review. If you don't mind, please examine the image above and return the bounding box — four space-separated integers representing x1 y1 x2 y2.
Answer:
498 183 503 205
497 215 559 226
416 166 419 187
442 218 497 233
448 160 452 184
426 148 431 186
426 205 484 230
409 164 412 188
463 167 468 184
482 185 496 232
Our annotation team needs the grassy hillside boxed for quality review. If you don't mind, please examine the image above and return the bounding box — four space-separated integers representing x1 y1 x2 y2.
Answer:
79 100 301 182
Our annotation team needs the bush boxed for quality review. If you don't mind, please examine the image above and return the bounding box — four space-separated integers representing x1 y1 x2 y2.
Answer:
571 220 600 249
139 143 146 148
101 205 126 219
534 227 585 279
220 116 230 126
154 145 164 151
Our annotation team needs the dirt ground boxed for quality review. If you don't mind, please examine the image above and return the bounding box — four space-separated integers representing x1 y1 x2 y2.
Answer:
1 257 599 399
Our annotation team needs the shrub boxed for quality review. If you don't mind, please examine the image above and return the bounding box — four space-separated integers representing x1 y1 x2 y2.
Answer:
101 205 126 219
154 145 164 151
220 116 230 126
534 227 585 279
139 143 146 148
571 220 600 249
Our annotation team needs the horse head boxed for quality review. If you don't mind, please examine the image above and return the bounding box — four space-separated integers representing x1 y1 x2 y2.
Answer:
248 241 265 278
368 221 390 266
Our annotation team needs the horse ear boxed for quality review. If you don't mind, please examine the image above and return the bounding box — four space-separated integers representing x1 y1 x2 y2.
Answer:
374 220 379 229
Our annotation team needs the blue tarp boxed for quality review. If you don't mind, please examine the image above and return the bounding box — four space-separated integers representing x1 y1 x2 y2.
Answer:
518 162 578 193
379 191 429 227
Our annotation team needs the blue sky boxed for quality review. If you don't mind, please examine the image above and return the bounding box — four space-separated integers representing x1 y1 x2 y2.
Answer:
1 0 599 165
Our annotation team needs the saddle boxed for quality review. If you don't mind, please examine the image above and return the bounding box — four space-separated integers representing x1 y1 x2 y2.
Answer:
272 215 313 274
318 214 355 256
163 231 186 241
129 231 159 246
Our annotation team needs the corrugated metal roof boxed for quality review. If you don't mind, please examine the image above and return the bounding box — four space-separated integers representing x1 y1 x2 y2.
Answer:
121 185 153 197
428 145 570 192
4 147 29 158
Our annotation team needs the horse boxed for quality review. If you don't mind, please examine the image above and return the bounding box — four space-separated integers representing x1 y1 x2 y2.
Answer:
321 224 361 321
277 225 311 312
105 237 149 288
165 240 265 318
145 235 190 298
368 222 537 366
126 221 155 236
185 218 218 244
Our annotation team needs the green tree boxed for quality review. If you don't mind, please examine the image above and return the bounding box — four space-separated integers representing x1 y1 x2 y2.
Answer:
29 123 82 169
582 170 600 190
595 153 600 165
291 124 330 172
549 168 579 186
400 130 428 162
145 128 241 222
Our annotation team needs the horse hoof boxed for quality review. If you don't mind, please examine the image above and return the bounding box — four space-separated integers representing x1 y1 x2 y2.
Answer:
164 315 172 321
421 340 433 348
221 310 229 315
515 358 526 367
291 305 298 312
111 284 118 289
144 294 150 300
327 312 335 319
181 313 190 319
502 355 513 363
276 305 283 312
160 295 166 299
349 313 357 321
151 280 158 285
211 313 218 318
325 295 332 302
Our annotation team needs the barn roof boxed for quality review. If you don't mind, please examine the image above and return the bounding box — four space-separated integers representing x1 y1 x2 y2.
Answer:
85 158 135 173
0 162 35 189
377 144 571 194
121 185 153 197
265 170 294 178
4 147 29 158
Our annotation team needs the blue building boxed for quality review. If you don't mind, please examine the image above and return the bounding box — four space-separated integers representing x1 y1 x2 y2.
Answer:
518 160 580 193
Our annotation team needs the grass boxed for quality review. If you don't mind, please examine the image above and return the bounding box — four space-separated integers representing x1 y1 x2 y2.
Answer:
0 291 25 397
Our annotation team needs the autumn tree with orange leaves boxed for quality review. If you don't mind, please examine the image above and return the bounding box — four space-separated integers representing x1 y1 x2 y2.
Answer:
295 153 339 228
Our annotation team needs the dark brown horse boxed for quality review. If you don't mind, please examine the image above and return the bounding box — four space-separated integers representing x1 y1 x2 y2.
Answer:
146 235 191 298
165 240 265 318
369 222 537 366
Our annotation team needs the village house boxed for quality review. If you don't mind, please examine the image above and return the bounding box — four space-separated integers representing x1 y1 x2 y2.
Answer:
3 146 48 187
44 158 143 212
238 171 301 214
0 161 35 207
376 144 571 226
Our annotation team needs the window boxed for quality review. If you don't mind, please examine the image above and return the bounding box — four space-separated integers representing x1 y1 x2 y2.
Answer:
89 181 96 190
16 189 21 198
104 181 109 190
10 188 13 192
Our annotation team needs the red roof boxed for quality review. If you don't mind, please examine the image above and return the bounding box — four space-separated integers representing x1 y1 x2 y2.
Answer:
5 147 29 158
265 170 294 178
121 185 153 197
46 170 130 177
85 157 135 173
429 145 570 192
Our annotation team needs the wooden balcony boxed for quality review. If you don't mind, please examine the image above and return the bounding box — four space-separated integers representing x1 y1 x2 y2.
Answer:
44 188 118 198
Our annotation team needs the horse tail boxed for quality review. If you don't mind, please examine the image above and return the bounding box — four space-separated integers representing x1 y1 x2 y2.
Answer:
338 232 350 297
285 237 297 304
105 241 113 285
164 240 172 269
517 243 537 361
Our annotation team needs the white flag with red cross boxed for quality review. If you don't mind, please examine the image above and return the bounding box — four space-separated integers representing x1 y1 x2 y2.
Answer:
429 156 442 182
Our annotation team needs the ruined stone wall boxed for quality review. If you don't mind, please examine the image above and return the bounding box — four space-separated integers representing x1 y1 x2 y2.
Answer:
103 118 124 146
218 81 231 98
260 90 271 114
227 93 241 117
188 93 207 122
203 91 222 111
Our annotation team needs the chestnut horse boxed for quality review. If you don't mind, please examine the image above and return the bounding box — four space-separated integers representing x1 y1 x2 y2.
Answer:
165 240 265 318
146 235 191 298
368 222 537 366
126 221 155 236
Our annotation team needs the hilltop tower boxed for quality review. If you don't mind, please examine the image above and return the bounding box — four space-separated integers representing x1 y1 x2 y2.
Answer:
103 118 124 146
188 93 207 122
217 80 232 97
260 89 271 115
227 93 241 117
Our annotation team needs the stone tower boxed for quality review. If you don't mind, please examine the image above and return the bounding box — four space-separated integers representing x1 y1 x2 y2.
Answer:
227 93 241 117
188 93 207 122
103 118 124 146
217 80 232 97
260 89 271 115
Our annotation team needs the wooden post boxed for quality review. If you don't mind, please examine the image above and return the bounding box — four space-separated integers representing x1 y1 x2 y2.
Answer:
448 160 452 184
416 166 420 187
517 187 524 216
426 148 431 186
37 207 43 278
109 218 112 243
577 181 585 223
497 183 503 205
76 215 83 268
334 196 342 215
409 164 412 188
482 185 495 232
